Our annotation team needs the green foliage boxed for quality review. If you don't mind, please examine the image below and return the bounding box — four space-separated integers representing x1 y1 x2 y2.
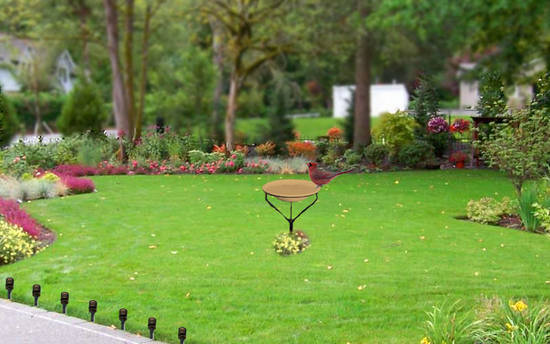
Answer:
320 141 346 167
466 197 515 224
187 150 224 166
0 220 39 265
342 90 355 144
422 301 478 344
343 149 362 165
263 73 295 153
411 74 439 129
57 81 107 135
478 107 550 196
397 141 435 168
474 299 550 344
129 131 199 164
533 203 550 232
531 72 550 111
237 87 265 118
517 183 550 232
364 143 389 166
427 132 452 158
146 46 215 134
0 86 19 147
272 231 310 256
77 143 103 167
372 111 418 155
476 71 506 117
10 92 65 131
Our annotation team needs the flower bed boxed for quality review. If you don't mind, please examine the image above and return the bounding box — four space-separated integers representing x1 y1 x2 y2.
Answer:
0 198 41 237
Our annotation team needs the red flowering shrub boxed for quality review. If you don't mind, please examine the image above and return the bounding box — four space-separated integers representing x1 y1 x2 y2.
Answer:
0 198 41 237
51 165 98 177
450 118 471 133
286 141 316 160
235 145 249 156
327 127 342 141
212 144 226 154
449 151 469 163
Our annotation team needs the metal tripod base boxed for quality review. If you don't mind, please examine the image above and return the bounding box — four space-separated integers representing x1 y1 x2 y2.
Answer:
264 193 318 233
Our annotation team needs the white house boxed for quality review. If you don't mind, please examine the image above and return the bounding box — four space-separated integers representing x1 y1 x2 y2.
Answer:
332 84 409 118
0 33 77 93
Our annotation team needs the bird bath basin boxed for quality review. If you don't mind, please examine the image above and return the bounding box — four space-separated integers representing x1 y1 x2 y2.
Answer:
262 179 319 233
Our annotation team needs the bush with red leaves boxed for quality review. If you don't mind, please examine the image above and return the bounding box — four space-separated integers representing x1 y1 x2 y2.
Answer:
0 198 41 237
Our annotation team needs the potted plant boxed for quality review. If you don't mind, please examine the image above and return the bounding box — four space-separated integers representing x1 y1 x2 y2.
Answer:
449 151 469 168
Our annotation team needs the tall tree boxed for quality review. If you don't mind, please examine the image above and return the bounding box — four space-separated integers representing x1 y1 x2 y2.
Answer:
103 0 131 137
201 0 293 151
123 0 136 136
467 0 550 84
353 0 372 149
209 18 225 142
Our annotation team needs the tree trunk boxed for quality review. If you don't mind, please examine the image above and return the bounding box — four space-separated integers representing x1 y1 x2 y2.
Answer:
135 3 152 141
124 0 135 136
225 73 239 152
103 0 131 137
79 10 91 79
353 31 371 149
32 89 42 136
210 18 224 142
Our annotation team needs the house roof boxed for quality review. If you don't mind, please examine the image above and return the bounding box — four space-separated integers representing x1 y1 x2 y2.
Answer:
0 33 33 64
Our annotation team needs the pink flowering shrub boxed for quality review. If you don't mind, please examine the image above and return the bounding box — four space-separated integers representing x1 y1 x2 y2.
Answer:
59 175 95 194
243 160 269 174
427 116 449 134
0 198 41 237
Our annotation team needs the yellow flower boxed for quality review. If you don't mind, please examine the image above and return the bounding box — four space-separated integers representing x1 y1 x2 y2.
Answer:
509 300 528 312
514 300 528 312
505 323 518 332
420 337 431 344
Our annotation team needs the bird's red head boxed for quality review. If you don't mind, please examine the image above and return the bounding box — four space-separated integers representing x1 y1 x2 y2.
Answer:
307 162 318 169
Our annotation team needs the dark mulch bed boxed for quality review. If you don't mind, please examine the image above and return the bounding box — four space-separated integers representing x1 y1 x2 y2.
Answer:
456 214 540 233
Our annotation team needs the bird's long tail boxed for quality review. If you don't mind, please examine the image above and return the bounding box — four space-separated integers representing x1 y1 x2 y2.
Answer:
333 169 354 177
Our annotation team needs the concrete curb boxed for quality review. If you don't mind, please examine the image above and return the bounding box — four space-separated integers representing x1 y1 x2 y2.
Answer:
0 299 166 344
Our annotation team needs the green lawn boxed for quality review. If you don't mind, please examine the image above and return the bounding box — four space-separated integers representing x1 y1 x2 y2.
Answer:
236 117 347 141
2 170 550 343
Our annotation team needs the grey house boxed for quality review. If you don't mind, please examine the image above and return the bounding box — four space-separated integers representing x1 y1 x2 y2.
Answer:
0 33 77 93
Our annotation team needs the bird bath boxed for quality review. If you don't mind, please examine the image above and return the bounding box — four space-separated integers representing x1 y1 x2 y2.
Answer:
262 179 319 233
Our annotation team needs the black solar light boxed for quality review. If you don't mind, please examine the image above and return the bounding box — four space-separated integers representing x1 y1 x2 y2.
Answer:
5 277 14 300
32 284 41 306
88 300 97 322
119 308 127 330
60 292 69 314
178 327 187 344
148 317 156 339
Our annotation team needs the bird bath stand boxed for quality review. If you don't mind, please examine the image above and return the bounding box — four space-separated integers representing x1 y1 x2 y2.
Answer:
263 179 319 233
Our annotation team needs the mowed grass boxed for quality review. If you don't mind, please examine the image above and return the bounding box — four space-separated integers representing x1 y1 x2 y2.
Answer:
236 117 348 141
2 170 550 343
